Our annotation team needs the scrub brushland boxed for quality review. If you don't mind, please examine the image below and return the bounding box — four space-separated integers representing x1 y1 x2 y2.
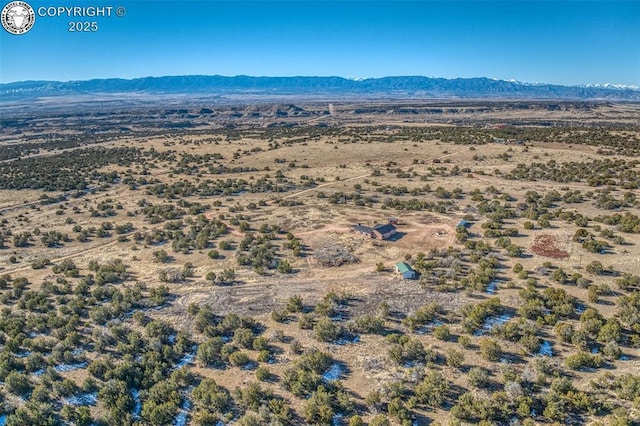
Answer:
0 100 639 425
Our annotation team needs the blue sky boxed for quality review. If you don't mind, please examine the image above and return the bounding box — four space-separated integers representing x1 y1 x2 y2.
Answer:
1 1 639 86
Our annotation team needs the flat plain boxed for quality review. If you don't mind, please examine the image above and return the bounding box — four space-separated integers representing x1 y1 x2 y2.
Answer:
0 100 639 425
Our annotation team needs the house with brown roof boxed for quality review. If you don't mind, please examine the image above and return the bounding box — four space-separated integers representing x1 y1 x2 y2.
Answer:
372 223 397 240
352 221 397 240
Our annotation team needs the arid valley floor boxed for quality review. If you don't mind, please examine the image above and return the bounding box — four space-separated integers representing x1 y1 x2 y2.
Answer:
0 100 639 425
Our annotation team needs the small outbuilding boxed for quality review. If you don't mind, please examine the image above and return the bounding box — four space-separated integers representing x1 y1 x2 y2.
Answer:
395 262 417 280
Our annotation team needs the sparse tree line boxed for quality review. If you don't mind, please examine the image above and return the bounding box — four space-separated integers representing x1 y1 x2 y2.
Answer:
507 158 640 189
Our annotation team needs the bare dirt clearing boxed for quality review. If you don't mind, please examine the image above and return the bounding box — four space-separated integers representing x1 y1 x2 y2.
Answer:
531 233 571 259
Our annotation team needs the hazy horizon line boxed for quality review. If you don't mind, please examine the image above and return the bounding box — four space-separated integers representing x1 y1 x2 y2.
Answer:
2 74 639 90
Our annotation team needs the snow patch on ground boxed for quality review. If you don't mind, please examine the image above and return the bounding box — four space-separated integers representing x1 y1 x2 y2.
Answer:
132 389 142 419
174 410 188 426
332 414 343 426
174 346 197 370
335 335 360 345
474 314 513 336
242 361 258 371
322 363 345 382
175 352 195 369
538 341 553 357
65 392 98 406
55 361 88 372
486 280 499 294
415 320 443 334
174 388 193 426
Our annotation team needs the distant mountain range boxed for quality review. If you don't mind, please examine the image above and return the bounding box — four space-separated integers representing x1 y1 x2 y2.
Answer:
2 75 639 101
